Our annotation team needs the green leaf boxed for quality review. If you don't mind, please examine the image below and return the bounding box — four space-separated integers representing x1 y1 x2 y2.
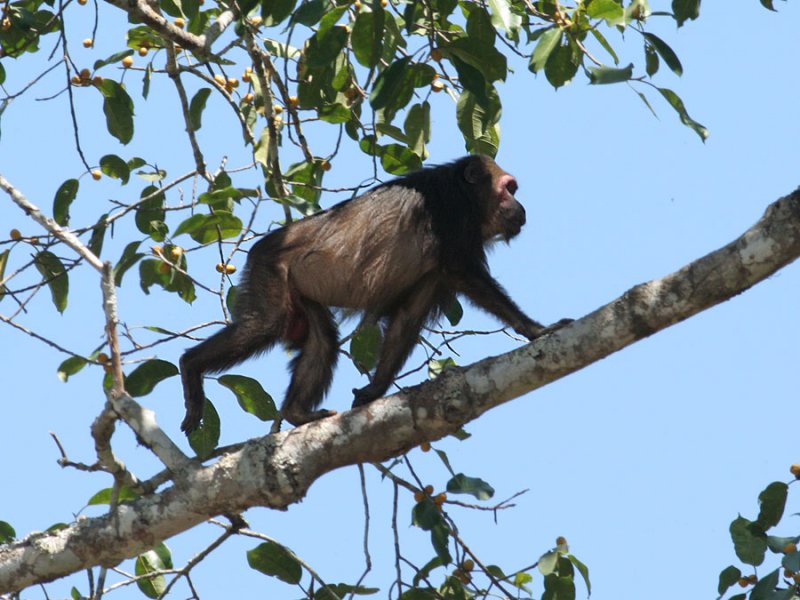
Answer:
750 568 780 600
645 42 659 76
114 240 144 286
717 565 742 596
291 0 326 26
538 550 559 575
138 259 197 303
262 0 296 26
173 212 243 244
672 0 700 26
247 541 303 584
404 101 431 159
587 63 634 84
657 87 709 141
466 6 495 46
428 358 456 379
93 49 134 70
218 374 278 421
488 0 522 37
34 251 68 313
305 25 348 69
380 144 422 174
88 213 108 258
350 323 382 373
53 179 78 226
456 88 501 156
730 516 767 566
0 520 16 543
642 32 683 76
0 250 8 303
352 8 385 68
587 0 625 23
567 554 591 596
412 498 446 531
370 57 414 111
446 473 494 500
188 399 220 458
135 544 173 599
316 584 380 600
99 154 130 184
189 88 211 130
57 355 88 382
759 0 777 10
590 28 620 65
755 481 788 530
125 359 179 397
96 79 135 145
529 27 561 73
87 486 138 505
430 522 452 565
441 37 507 83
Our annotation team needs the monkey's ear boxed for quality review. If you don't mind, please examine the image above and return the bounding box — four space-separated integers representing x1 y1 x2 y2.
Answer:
463 159 485 184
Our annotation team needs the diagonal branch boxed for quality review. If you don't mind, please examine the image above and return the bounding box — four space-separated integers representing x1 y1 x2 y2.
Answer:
1 187 799 594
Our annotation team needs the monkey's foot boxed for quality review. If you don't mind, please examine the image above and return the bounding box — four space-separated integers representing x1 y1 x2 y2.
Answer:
543 318 574 334
282 408 337 427
351 384 385 408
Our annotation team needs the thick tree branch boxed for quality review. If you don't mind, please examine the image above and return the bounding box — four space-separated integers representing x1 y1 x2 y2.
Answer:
1 188 799 593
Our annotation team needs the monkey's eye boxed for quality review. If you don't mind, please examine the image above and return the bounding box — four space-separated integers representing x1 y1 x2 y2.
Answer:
506 180 518 196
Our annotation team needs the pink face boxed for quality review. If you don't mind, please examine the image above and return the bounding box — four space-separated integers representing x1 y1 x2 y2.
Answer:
494 173 526 241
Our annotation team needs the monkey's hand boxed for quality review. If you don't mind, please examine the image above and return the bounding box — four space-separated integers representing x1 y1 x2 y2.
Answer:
352 383 386 408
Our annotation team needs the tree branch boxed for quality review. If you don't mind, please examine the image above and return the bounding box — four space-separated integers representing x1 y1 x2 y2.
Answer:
1 187 799 594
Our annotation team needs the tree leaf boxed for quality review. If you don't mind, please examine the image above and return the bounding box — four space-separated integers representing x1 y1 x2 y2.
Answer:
34 250 68 313
730 516 767 566
56 355 87 382
188 88 211 130
218 374 278 421
642 32 683 76
96 79 134 145
446 473 494 500
657 87 709 141
672 0 701 26
52 179 78 226
529 27 561 74
125 359 179 397
188 399 220 458
587 63 634 84
755 481 788 530
100 154 130 184
247 541 303 584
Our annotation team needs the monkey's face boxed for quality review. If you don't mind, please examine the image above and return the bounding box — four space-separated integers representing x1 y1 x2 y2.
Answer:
485 172 526 242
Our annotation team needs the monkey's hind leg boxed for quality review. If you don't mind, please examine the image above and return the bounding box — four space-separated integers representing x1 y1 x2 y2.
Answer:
281 302 339 427
180 319 276 434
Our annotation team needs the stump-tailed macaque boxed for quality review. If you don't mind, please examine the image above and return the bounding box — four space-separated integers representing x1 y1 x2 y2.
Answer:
180 155 571 433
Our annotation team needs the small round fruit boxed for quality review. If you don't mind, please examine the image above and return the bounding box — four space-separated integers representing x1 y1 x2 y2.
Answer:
79 68 91 80
430 48 443 62
433 492 446 505
790 464 800 478
29 237 39 244
354 0 362 9
243 93 254 103
784 543 797 554
97 353 110 364
215 263 225 273
242 71 251 83
380 0 387 6
138 46 149 56
214 73 226 86
423 485 433 495
224 264 237 274
227 77 239 88
170 246 183 258
77 0 88 5
122 55 134 68
462 559 474 572
273 104 284 114
288 95 299 108
249 15 262 26
420 441 431 452
431 79 444 93
150 245 163 255
556 536 568 547
71 75 82 85
320 160 331 172
9 228 21 241
92 75 104 86
83 38 93 48
738 578 750 588
91 170 102 180
414 491 424 503
174 17 185 28
0 18 10 32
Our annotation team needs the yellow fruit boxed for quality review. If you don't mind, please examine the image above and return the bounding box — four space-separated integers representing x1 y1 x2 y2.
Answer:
71 75 82 85
215 263 225 273
9 228 21 240
227 77 239 88
243 93 254 103
83 38 93 48
92 76 103 86
414 491 424 503
790 464 800 478
784 543 797 554
174 17 185 28
170 246 183 258
431 79 444 93
29 237 39 244
380 0 387 6
91 170 102 181
430 48 443 62
354 0 362 9
77 0 87 5
79 68 91 80
556 536 568 546
249 15 262 26
288 95 299 108
433 492 446 505
273 104 284 114
150 245 163 255
0 18 10 32
122 55 134 68
242 71 251 83
423 485 433 495
138 46 148 56
224 264 237 274
320 160 331 172
97 353 110 364
420 441 431 452
462 560 474 572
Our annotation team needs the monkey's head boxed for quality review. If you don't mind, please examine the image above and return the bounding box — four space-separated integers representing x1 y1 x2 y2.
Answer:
462 156 526 243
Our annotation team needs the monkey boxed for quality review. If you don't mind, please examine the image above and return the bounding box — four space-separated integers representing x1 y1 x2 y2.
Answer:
179 155 571 433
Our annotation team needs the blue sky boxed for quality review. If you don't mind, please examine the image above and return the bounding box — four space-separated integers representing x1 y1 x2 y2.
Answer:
2 2 799 598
